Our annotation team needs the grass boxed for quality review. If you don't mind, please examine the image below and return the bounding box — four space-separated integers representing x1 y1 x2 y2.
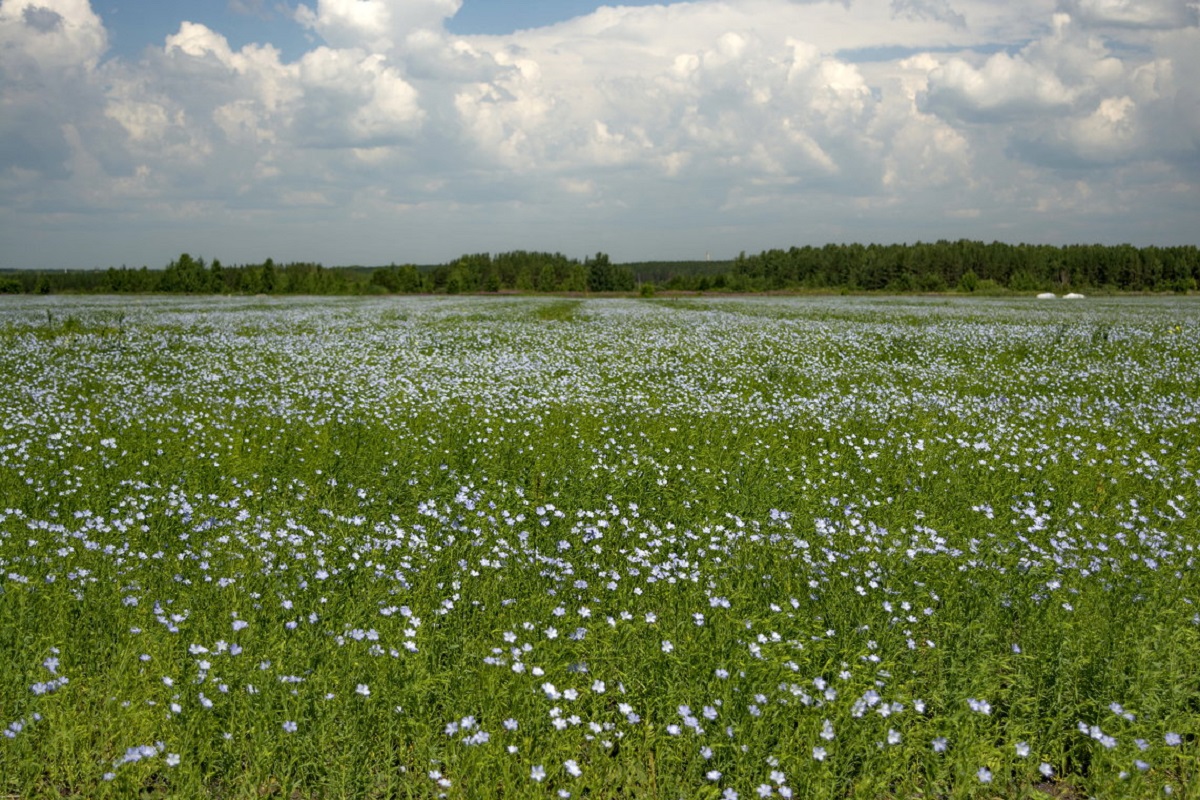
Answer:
533 300 583 322
0 294 1197 798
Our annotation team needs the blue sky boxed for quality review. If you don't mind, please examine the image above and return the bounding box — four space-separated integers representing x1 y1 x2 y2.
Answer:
97 1 310 60
1 0 1197 269
449 0 676 35
97 1 673 61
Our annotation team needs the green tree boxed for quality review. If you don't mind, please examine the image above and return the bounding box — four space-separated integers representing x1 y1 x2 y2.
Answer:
371 267 400 293
958 269 979 292
260 259 277 294
209 259 224 292
586 252 614 292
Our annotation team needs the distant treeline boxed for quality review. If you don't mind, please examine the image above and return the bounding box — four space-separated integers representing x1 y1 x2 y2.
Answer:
2 241 1198 295
374 252 635 294
725 241 1199 293
0 252 635 296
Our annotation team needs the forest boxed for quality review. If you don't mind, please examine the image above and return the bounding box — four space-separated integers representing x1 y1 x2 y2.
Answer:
1 240 1197 295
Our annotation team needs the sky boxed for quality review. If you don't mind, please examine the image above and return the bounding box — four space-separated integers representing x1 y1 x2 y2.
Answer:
1 0 1198 269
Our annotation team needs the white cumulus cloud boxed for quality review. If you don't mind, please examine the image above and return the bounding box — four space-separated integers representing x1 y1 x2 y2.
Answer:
296 0 463 51
0 0 1197 268
1061 0 1199 29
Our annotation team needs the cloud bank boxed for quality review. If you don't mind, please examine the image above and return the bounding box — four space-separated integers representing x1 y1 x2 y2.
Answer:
0 0 1197 268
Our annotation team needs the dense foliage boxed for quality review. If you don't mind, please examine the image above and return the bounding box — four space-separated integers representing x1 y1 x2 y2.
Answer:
0 252 636 296
3 240 1197 295
1 295 1197 799
725 241 1200 293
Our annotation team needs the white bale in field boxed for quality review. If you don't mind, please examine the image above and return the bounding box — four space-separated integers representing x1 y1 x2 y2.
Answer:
1063 292 1085 299
1037 292 1057 299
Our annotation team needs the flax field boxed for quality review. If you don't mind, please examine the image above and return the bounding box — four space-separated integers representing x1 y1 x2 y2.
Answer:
1 294 1198 799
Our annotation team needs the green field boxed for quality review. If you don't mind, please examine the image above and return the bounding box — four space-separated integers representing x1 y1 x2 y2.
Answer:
1 295 1197 798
